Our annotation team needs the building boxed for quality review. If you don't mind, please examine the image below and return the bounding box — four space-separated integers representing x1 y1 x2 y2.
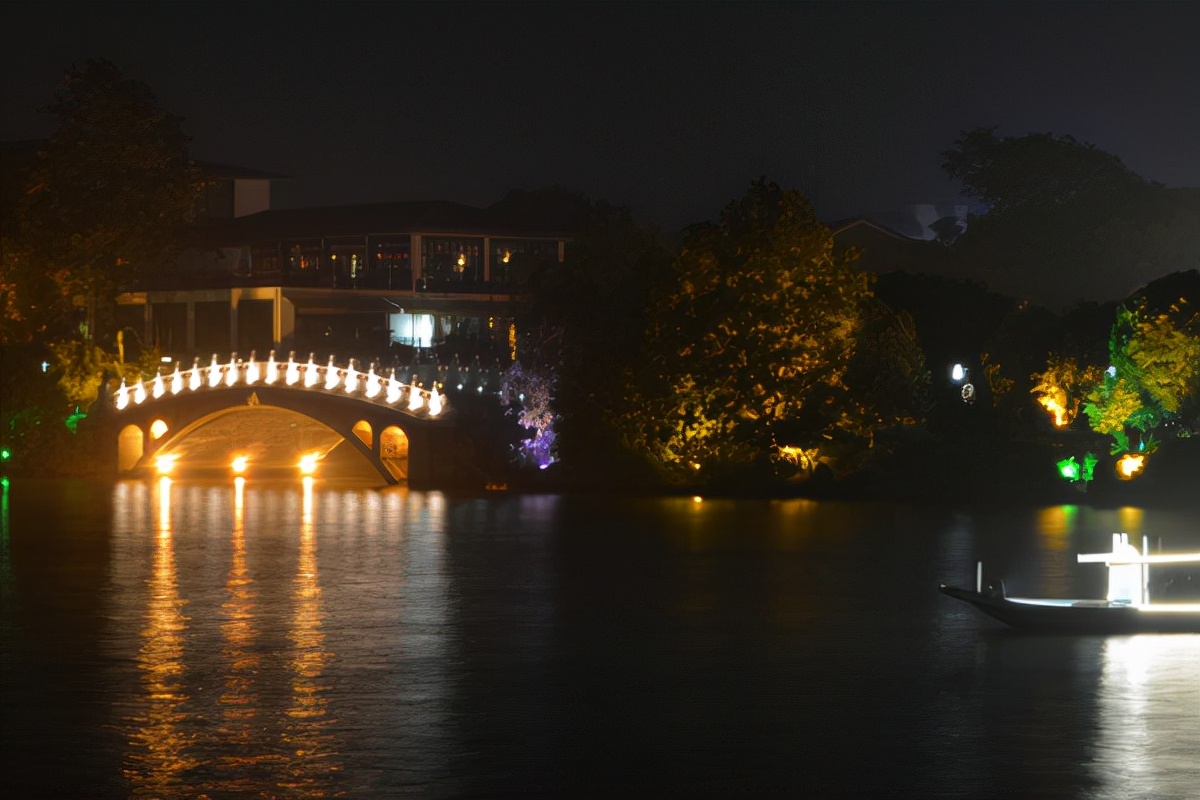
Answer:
116 189 582 369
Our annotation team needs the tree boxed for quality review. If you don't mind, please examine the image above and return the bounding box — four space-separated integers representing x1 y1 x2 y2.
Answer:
941 128 1200 308
4 59 205 344
518 193 672 480
1030 354 1105 429
614 179 874 484
1082 303 1200 453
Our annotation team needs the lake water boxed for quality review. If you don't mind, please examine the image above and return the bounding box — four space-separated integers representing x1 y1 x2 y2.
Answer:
2 479 1198 798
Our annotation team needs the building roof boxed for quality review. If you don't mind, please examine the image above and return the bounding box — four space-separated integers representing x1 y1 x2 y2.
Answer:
206 194 584 244
196 160 291 180
827 217 919 242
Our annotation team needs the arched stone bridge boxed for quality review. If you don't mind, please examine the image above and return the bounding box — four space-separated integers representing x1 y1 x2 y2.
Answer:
110 353 459 485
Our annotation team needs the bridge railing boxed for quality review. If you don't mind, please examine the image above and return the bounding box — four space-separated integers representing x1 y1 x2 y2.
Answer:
112 351 451 418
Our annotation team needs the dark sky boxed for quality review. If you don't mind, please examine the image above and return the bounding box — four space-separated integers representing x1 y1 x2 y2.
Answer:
3 1 1198 234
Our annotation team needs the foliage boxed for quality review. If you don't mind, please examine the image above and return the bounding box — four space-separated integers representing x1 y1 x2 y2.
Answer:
1030 354 1105 428
980 352 1014 407
48 334 160 410
2 59 205 344
0 344 101 476
842 299 932 425
614 179 874 484
942 127 1145 213
1122 307 1200 415
941 128 1200 308
1082 303 1200 453
519 193 672 477
499 329 560 469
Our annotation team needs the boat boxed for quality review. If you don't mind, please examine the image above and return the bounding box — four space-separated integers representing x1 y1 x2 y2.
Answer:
940 533 1200 634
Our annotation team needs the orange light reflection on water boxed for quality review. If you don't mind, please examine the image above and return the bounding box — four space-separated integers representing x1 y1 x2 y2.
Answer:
1035 505 1078 552
280 475 338 796
124 476 196 797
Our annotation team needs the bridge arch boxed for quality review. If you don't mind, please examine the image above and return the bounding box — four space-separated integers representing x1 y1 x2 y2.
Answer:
109 353 455 485
118 424 146 473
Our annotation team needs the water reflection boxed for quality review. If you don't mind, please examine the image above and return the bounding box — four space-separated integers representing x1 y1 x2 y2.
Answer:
124 476 196 798
1116 506 1145 536
207 476 269 794
281 476 338 797
1091 635 1200 798
1032 505 1079 596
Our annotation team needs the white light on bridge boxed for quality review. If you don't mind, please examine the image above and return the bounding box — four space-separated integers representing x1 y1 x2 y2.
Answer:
231 455 249 475
365 366 382 399
112 351 450 417
298 453 320 476
304 354 319 388
245 352 261 385
324 356 340 391
285 352 300 385
155 454 177 475
428 386 443 416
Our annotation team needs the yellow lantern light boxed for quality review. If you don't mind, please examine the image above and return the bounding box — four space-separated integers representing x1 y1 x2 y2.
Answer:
1116 453 1146 480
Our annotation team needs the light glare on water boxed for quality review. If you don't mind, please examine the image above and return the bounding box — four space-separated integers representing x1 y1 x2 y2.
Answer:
2 481 1198 798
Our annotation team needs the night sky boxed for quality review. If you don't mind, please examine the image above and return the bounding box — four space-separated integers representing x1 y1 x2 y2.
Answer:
3 1 1198 234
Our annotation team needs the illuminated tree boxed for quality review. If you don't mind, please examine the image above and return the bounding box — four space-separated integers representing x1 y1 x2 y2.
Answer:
1030 354 1105 429
616 179 873 483
500 340 559 470
520 194 672 479
6 59 205 343
1082 304 1200 453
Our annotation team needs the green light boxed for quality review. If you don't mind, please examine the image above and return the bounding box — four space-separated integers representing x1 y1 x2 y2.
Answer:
1081 452 1098 483
0 447 10 462
65 406 87 434
1057 456 1080 482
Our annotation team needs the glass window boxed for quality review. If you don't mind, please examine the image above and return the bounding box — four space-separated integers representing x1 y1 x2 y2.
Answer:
490 239 560 286
368 237 412 290
421 237 484 286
